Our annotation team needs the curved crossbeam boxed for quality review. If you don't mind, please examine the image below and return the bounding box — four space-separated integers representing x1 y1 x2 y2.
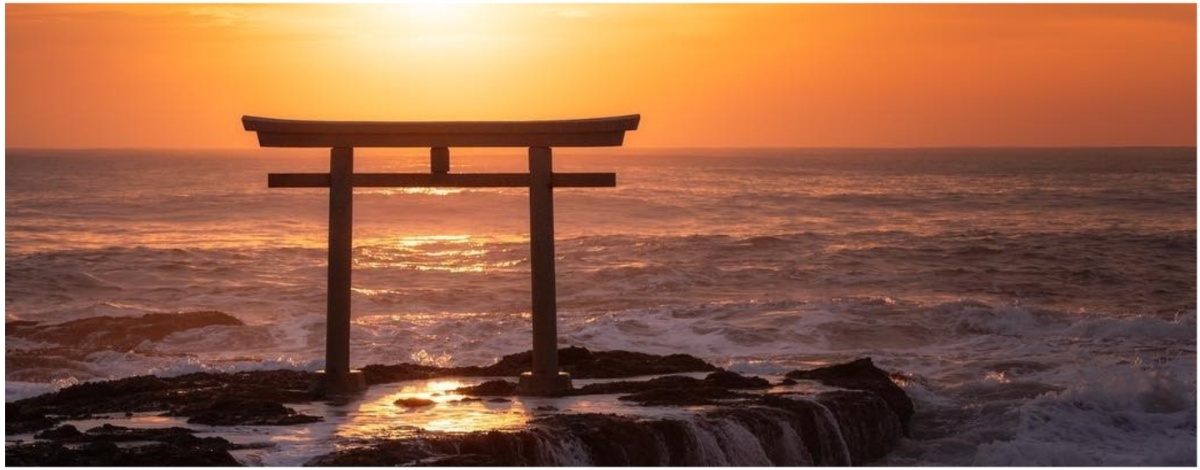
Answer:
243 115 640 148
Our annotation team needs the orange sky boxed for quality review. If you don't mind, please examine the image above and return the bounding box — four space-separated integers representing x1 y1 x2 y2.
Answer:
5 3 1196 148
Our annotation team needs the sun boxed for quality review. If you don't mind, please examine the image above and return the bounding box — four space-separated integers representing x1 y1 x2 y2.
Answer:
368 3 482 33
345 3 498 55
402 3 474 24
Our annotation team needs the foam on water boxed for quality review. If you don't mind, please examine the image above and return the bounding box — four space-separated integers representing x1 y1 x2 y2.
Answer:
974 360 1196 466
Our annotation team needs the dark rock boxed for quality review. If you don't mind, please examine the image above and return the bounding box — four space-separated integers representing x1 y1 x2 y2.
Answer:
617 386 740 406
575 374 703 395
395 397 436 408
309 358 911 466
6 351 910 466
305 440 427 466
308 389 907 467
780 378 798 386
361 363 480 385
33 424 82 441
419 453 506 466
6 427 242 466
6 404 62 435
172 397 320 426
536 414 676 465
7 370 317 434
456 380 517 397
704 370 772 389
815 390 906 464
306 437 510 466
483 347 718 379
743 395 856 465
82 424 200 444
361 347 716 387
573 373 764 406
573 372 765 406
786 358 914 434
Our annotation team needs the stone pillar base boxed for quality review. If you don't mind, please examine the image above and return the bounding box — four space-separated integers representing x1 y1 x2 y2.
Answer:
517 372 572 396
310 370 367 396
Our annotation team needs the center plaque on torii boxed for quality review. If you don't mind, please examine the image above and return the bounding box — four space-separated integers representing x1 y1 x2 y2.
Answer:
243 114 640 396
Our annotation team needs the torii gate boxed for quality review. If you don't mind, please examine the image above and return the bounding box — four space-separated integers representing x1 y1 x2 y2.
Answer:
242 114 640 396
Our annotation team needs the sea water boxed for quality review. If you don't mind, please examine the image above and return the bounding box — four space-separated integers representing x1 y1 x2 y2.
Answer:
5 147 1196 465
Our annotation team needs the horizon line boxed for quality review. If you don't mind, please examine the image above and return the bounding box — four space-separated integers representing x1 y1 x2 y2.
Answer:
6 145 1197 152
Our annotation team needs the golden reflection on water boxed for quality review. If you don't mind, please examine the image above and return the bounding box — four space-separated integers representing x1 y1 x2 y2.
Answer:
372 188 464 197
337 379 529 439
396 234 472 248
356 234 522 273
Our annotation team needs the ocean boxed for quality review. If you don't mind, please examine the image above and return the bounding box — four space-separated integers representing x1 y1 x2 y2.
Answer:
5 147 1196 465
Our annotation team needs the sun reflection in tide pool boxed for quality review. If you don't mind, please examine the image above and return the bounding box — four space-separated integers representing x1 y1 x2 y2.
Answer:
337 379 529 439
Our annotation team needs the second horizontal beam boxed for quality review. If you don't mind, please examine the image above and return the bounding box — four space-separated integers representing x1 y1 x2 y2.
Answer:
268 172 616 188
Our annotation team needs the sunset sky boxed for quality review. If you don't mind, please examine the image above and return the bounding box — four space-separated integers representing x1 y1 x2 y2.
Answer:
6 3 1196 149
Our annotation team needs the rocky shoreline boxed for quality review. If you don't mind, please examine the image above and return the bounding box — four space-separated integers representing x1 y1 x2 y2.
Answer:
7 348 912 466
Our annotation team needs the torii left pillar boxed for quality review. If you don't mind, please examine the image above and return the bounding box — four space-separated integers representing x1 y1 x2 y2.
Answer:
321 146 362 395
243 114 640 396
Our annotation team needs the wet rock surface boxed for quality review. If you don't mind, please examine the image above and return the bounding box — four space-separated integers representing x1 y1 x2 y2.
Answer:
6 349 913 466
485 347 720 379
360 346 718 385
8 370 318 431
8 424 243 467
455 379 518 396
394 397 437 408
451 370 773 408
170 397 321 426
313 363 912 466
312 390 906 466
786 357 915 433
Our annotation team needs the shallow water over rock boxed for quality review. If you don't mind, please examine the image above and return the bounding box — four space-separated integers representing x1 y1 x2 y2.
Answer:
6 350 910 466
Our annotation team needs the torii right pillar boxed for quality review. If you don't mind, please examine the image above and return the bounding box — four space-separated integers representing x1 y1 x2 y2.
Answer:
519 146 571 394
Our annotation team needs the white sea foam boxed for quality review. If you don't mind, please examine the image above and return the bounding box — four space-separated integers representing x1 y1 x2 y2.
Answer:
974 360 1196 466
6 381 65 402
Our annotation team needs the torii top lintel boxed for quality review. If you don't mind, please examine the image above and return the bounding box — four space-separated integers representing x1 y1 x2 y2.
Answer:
242 114 641 148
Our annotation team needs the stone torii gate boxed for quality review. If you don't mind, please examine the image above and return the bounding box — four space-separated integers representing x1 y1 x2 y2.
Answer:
242 114 640 396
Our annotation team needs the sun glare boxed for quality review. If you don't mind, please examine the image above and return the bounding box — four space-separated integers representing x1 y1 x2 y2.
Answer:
402 3 474 25
354 3 488 47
